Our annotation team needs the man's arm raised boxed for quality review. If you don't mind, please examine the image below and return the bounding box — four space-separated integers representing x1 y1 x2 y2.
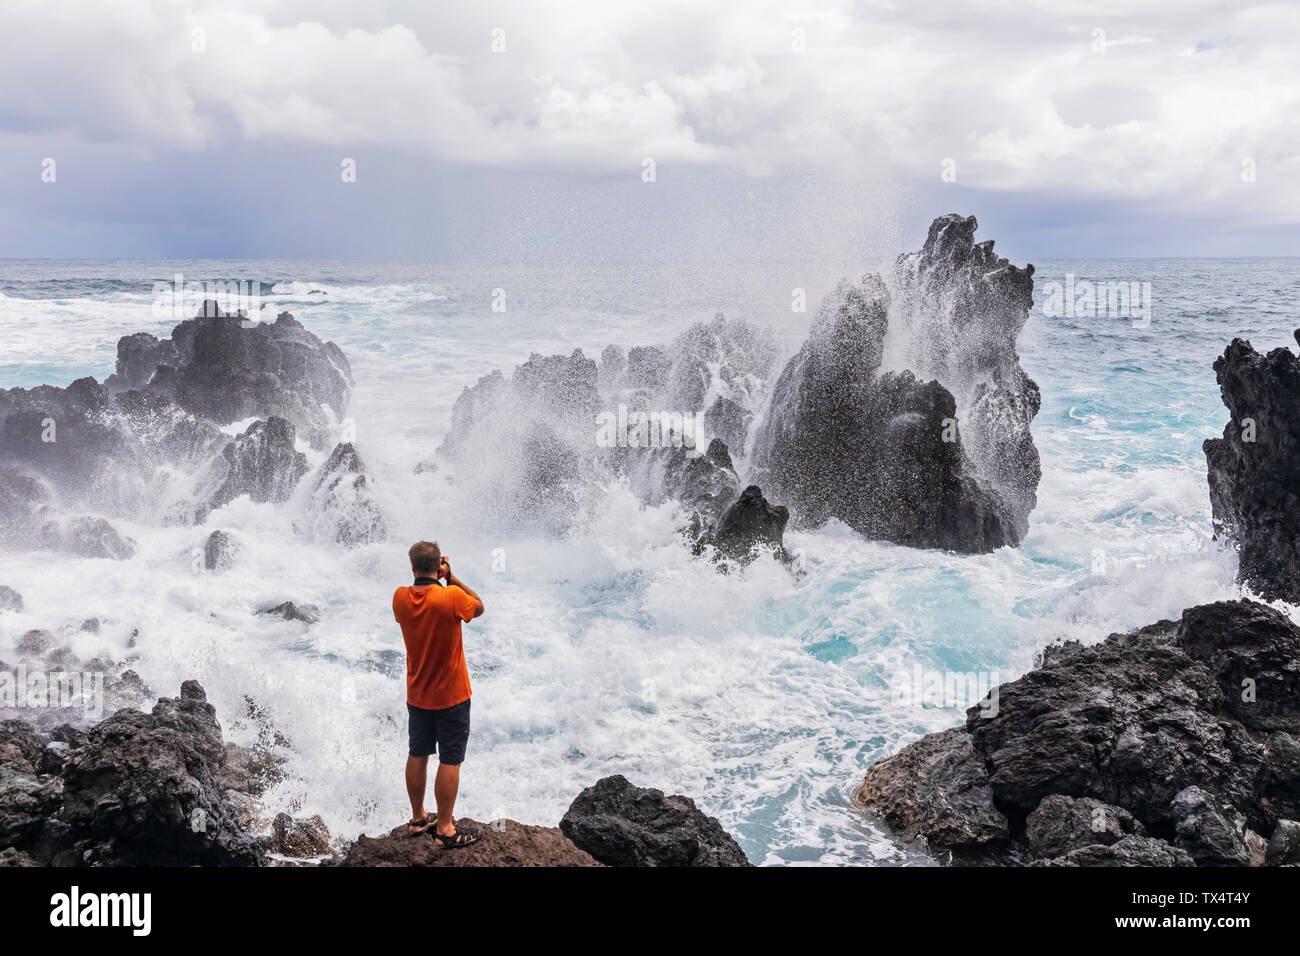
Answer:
441 557 484 618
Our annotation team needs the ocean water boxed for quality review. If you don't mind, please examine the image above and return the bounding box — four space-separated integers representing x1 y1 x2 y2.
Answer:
1 256 1298 865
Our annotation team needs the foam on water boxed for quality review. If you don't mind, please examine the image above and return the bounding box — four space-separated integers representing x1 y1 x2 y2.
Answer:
1 258 1298 864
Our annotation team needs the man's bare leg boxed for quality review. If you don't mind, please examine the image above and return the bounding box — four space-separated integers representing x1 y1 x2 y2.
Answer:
405 755 430 826
434 762 461 836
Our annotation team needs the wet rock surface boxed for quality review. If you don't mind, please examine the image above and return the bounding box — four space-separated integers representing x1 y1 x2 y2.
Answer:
560 774 751 867
750 216 1038 553
856 599 1295 866
1203 330 1300 603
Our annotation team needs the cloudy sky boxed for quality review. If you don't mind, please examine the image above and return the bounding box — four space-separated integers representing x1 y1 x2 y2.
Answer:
0 0 1296 261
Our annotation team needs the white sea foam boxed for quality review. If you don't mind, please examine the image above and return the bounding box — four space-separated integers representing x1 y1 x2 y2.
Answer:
3 259 1293 864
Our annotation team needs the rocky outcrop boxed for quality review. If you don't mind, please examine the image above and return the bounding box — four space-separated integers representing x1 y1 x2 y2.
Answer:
856 600 1299 866
60 681 264 865
0 304 352 548
341 818 600 867
204 417 308 513
106 305 352 450
42 515 136 560
306 443 387 547
888 214 1041 534
438 351 602 535
853 727 1008 848
1203 330 1300 604
705 485 790 567
750 216 1039 553
560 774 751 867
0 681 268 866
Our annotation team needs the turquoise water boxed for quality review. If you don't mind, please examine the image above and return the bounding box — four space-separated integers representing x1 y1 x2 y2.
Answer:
1 257 1297 864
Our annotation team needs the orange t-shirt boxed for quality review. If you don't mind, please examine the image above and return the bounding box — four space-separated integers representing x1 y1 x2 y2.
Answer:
392 583 477 710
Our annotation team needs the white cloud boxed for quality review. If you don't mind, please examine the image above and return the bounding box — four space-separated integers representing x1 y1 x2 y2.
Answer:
2 0 1298 223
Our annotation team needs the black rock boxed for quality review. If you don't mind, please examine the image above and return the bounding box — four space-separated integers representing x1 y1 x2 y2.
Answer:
270 812 332 857
61 681 265 866
857 599 1296 865
710 485 789 566
1175 600 1300 732
1024 795 1145 858
15 630 54 657
560 774 751 867
1203 331 1300 603
0 304 351 549
0 765 63 850
1170 786 1254 866
750 216 1038 553
206 416 308 512
42 515 136 560
1033 835 1196 867
661 438 740 531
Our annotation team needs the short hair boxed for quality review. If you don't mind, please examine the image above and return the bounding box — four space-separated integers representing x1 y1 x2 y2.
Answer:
408 541 441 575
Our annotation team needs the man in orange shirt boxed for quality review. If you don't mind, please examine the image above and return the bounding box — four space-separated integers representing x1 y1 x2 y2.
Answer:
393 540 485 846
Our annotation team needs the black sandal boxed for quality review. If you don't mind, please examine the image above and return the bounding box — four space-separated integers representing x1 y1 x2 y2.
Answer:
433 826 479 848
407 812 435 835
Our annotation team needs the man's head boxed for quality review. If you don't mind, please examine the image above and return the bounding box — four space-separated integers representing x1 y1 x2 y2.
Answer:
409 540 441 576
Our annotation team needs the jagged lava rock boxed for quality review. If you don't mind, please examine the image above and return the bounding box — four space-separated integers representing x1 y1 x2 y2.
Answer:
205 416 308 512
750 265 1019 552
309 442 387 547
854 726 1008 848
856 599 1299 865
61 680 264 866
1203 331 1300 603
709 485 789 566
560 774 751 867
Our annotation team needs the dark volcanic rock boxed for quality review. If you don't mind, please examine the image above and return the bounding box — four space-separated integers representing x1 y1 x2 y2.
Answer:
560 774 750 867
342 817 600 867
1203 330 1300 603
1175 599 1300 732
857 599 1297 866
1034 835 1196 867
0 304 351 547
0 765 62 849
109 304 352 449
889 214 1041 535
438 351 601 535
0 586 21 612
854 727 1008 848
710 485 789 566
965 620 1263 829
750 265 1020 553
1170 786 1253 866
61 680 264 866
661 438 740 531
1024 795 1145 858
0 720 44 773
309 443 387 547
44 515 136 560
205 417 308 512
